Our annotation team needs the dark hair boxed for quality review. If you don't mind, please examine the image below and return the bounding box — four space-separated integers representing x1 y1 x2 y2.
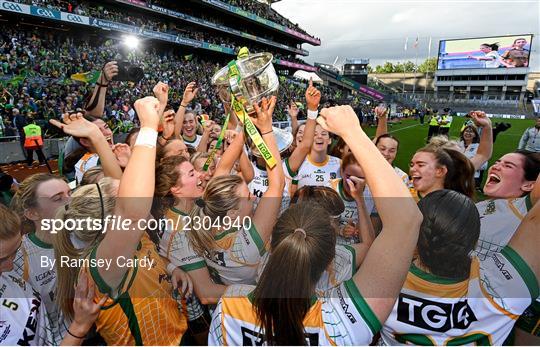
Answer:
417 146 476 199
187 145 197 157
459 125 480 144
329 136 348 158
417 190 480 280
291 186 344 217
375 133 400 150
341 152 359 172
293 122 305 140
513 150 540 182
481 42 499 51
253 204 335 346
124 127 140 146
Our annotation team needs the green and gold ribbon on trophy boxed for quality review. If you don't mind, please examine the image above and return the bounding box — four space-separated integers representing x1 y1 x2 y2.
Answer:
211 47 292 169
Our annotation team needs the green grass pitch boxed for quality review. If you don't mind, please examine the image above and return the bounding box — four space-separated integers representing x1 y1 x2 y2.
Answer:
361 116 534 176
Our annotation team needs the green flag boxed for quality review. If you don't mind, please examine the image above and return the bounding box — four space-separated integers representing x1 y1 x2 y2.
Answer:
70 70 100 84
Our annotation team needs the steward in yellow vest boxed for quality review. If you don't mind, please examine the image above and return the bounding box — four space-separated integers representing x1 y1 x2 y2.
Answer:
23 121 51 172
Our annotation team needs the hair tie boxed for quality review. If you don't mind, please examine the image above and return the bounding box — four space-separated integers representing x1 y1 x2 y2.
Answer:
293 228 307 239
195 198 206 208
95 183 105 232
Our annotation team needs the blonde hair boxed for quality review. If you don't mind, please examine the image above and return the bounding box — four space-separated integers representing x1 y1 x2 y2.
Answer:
80 166 104 186
427 135 461 151
152 156 190 217
188 175 243 256
53 177 117 318
0 204 21 241
10 173 65 234
190 152 210 171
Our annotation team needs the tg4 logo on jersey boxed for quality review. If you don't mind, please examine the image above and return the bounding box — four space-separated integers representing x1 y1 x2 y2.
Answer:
397 293 478 332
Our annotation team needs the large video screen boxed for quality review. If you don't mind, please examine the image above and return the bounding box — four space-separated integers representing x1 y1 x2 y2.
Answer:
437 34 532 70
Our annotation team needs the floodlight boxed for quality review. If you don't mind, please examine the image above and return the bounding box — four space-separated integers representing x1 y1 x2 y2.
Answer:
123 36 139 49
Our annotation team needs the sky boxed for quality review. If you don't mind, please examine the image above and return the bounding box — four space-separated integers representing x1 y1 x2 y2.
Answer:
272 0 540 70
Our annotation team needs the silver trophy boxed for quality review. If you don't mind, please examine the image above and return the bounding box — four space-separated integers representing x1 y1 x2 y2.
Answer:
211 52 293 156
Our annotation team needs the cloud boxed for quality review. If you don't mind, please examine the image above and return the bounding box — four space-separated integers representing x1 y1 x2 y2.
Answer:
272 0 539 69
391 8 415 23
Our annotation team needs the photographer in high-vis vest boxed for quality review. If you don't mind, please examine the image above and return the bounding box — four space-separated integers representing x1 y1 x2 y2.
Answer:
23 120 51 172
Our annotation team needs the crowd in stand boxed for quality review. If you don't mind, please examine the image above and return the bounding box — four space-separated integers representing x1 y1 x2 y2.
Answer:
1 5 539 347
14 0 313 59
0 53 538 346
213 0 318 39
0 27 350 140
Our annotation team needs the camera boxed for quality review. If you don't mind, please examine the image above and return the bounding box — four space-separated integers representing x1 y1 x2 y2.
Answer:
113 61 144 83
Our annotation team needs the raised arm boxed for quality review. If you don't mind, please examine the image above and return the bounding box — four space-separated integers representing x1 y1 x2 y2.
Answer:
508 174 540 282
61 269 107 346
347 176 375 265
288 102 299 136
96 96 160 290
251 96 285 244
238 148 254 184
153 81 169 122
196 119 214 153
318 105 423 323
469 111 493 171
84 61 118 118
49 113 122 179
174 82 198 138
373 105 389 141
287 80 319 173
214 130 245 177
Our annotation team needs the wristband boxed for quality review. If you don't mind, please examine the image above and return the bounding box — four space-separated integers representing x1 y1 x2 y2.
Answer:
261 129 273 136
67 328 86 340
180 103 188 108
307 109 318 120
134 127 158 148
167 263 177 276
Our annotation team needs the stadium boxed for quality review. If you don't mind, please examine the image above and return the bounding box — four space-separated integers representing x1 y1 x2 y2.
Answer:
0 0 539 346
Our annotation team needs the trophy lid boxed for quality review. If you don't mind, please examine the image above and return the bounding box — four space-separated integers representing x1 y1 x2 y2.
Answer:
249 126 293 157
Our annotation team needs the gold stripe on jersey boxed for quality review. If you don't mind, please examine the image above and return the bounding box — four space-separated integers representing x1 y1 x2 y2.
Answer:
86 234 187 345
404 261 478 298
507 199 526 220
220 294 328 334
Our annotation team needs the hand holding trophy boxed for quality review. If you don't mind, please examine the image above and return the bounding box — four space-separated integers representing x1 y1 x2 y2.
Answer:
211 47 292 168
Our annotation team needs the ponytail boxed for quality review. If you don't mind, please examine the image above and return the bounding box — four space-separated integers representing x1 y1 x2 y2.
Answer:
443 149 476 199
253 204 335 345
417 190 480 280
419 145 475 199
53 178 116 318
187 175 243 257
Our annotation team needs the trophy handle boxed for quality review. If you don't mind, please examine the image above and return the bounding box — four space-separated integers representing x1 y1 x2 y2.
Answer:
229 76 256 116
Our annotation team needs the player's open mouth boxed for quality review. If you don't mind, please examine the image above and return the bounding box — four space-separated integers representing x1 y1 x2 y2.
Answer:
411 175 422 185
486 173 501 186
106 136 113 145
196 179 204 190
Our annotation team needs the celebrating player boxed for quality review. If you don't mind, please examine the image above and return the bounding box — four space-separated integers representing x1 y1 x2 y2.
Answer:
208 105 423 345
